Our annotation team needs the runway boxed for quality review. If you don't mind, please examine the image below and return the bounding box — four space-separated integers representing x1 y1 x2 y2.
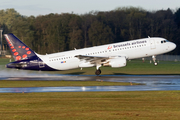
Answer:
1 83 180 93
0 65 180 93
0 71 180 92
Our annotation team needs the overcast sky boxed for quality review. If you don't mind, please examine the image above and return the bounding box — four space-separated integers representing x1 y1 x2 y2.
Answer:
0 0 180 16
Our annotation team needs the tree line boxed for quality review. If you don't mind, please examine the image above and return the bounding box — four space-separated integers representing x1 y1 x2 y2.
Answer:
0 7 180 55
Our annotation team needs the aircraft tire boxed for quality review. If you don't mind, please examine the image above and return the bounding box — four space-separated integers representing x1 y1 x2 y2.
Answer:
95 69 101 75
154 62 158 66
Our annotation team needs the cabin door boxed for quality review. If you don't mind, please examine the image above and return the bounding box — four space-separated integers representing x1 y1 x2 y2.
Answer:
150 39 156 49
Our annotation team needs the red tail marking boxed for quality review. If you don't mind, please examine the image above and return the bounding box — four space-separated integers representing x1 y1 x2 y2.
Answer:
27 51 31 54
16 56 21 60
22 54 27 58
12 49 16 52
14 52 18 56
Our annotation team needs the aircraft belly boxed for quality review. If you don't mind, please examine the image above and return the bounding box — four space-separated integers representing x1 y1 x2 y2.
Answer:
46 59 79 70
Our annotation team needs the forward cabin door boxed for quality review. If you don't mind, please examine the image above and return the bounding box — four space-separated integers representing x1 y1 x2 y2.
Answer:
150 39 156 49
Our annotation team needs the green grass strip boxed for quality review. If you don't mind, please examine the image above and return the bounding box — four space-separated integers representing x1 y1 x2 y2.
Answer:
0 80 140 88
1 58 180 75
0 91 180 120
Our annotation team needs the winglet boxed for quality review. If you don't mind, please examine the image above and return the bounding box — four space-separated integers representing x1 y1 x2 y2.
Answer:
4 33 37 61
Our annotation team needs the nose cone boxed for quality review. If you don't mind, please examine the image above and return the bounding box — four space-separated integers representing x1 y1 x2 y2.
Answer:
171 42 176 50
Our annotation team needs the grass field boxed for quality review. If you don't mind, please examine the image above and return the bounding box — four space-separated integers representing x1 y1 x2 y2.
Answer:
0 58 180 120
58 60 180 75
0 80 141 88
0 91 180 120
1 58 180 75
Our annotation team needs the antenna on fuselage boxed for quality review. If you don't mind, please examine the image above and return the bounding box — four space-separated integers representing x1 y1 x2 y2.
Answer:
148 36 150 38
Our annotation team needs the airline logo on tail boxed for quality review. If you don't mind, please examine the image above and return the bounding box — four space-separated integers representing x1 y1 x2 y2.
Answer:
4 34 37 61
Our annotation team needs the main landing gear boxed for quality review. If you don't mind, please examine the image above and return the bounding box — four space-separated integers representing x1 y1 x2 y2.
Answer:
152 55 158 66
95 64 102 75
95 69 101 75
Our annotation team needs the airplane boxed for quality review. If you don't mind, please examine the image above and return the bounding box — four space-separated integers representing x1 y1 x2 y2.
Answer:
4 33 176 75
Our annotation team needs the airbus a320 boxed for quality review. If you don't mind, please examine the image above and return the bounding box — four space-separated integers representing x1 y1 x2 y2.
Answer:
4 33 176 75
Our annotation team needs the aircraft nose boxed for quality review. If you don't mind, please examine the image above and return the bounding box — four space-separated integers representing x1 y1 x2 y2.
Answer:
171 42 176 50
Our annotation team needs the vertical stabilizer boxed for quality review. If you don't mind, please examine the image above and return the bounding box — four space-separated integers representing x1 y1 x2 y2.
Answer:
4 33 37 61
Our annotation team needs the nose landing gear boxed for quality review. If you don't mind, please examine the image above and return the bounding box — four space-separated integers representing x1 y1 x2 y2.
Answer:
152 55 158 66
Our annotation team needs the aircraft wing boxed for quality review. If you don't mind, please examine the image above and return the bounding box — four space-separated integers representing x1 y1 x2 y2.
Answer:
75 55 109 64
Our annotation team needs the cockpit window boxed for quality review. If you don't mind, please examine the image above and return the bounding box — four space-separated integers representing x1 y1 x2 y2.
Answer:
161 40 168 44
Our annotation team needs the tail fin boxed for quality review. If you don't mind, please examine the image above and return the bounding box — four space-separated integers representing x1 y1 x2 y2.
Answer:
4 33 37 61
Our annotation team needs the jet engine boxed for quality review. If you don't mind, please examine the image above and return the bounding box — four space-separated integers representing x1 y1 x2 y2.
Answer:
103 57 126 68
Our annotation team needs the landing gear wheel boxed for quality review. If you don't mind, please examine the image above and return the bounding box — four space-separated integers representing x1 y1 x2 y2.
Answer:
154 62 158 66
152 55 158 66
95 69 101 75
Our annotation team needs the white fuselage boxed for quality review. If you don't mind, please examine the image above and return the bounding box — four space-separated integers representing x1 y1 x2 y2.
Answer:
37 37 176 70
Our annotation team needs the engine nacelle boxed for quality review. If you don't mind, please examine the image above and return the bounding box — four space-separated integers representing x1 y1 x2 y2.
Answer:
103 57 126 68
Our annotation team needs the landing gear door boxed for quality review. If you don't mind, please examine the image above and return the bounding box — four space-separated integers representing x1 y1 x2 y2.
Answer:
150 39 156 49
